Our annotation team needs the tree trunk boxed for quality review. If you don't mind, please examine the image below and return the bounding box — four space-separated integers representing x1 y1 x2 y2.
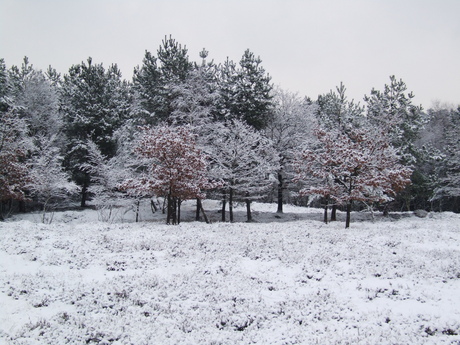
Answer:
229 187 234 223
345 202 352 228
162 196 167 214
323 197 328 224
172 197 177 225
221 192 226 222
151 199 158 213
136 200 140 223
80 172 90 207
166 194 172 224
196 198 201 221
177 198 181 224
331 204 337 221
277 171 283 213
245 192 252 222
383 203 389 217
200 201 210 224
19 200 26 213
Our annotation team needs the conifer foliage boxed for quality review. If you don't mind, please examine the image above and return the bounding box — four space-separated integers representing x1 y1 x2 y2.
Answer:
2 38 459 223
217 51 273 130
61 57 131 206
431 107 460 211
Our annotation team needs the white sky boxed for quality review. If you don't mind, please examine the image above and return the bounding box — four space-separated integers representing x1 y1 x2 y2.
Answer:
1 0 459 109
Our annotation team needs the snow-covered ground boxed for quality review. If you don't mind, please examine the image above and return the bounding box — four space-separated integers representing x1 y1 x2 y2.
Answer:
1 200 459 344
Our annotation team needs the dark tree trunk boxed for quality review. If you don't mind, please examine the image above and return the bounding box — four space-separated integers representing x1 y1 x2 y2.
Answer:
162 196 167 214
196 198 201 221
172 197 177 225
151 199 158 213
245 192 252 222
277 171 283 213
80 172 90 207
383 203 389 217
323 197 328 224
331 204 337 221
229 187 234 223
200 201 210 224
135 200 140 223
345 202 352 228
166 194 172 224
19 200 26 213
177 198 181 224
0 201 4 221
221 192 226 222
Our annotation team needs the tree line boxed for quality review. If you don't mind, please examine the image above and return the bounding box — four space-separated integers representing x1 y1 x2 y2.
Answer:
1 36 459 227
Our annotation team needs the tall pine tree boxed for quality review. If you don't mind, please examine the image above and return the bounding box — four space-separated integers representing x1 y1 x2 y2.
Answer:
133 36 193 125
365 76 424 211
217 50 273 130
61 57 131 206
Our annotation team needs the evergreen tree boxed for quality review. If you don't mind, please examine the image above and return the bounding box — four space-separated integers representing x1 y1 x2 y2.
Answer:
217 50 273 130
314 83 364 219
0 58 11 113
132 50 162 124
169 49 220 127
316 82 364 132
365 76 424 211
8 57 62 139
133 36 193 124
216 58 238 123
61 57 131 206
365 76 423 164
431 106 460 212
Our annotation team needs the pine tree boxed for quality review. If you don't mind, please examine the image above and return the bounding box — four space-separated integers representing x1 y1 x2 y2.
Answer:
61 57 131 206
8 58 62 139
365 76 424 211
215 58 237 123
0 58 11 113
169 49 220 127
431 106 460 212
217 50 273 130
132 50 162 124
365 76 423 164
314 83 366 219
133 36 193 124
317 82 364 132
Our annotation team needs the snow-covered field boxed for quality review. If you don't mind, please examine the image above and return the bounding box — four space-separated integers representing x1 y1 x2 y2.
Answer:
1 201 459 344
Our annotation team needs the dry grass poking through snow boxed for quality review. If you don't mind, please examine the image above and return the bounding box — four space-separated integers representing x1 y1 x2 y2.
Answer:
0 202 459 344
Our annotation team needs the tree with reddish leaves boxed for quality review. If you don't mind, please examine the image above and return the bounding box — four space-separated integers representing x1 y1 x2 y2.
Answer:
121 125 218 224
293 127 412 228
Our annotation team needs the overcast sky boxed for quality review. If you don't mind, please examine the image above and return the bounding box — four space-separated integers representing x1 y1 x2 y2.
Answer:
1 0 459 109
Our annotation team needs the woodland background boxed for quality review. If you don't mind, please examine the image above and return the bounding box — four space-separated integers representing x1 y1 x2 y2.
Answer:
1 36 459 226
